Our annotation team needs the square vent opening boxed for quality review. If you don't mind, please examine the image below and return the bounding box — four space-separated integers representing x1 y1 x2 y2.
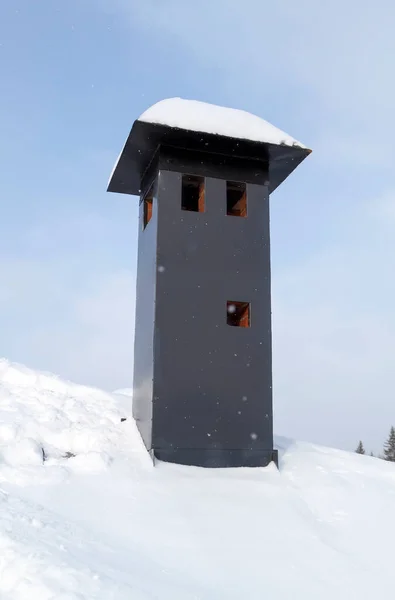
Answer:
182 175 205 212
227 301 250 327
143 186 154 229
227 181 247 217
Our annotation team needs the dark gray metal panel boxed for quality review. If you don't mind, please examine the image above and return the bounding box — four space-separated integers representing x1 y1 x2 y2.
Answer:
152 169 274 464
158 146 268 186
132 185 158 449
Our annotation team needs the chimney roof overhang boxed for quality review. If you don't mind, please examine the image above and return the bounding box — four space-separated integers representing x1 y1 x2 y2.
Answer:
107 99 311 197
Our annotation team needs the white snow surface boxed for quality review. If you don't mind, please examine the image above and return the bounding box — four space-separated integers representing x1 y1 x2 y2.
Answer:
139 97 306 148
1 357 395 599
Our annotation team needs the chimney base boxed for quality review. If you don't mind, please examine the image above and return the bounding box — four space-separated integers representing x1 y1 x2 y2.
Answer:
154 447 278 468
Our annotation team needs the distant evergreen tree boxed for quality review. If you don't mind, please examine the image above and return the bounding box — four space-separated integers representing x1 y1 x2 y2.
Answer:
383 427 395 462
370 451 374 457
355 441 365 454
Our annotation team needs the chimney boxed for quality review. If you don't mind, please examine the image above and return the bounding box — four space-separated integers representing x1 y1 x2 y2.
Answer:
108 98 311 468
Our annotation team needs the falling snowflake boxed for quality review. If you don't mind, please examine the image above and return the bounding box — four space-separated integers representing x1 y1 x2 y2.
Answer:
250 432 258 440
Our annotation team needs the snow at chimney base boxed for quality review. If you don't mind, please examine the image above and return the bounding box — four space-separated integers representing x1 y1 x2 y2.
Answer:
139 97 306 149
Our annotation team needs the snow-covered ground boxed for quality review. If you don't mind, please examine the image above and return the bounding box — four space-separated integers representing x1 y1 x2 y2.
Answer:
1 358 395 599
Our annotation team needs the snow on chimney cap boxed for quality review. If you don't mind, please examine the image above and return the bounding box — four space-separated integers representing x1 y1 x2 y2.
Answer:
138 98 307 149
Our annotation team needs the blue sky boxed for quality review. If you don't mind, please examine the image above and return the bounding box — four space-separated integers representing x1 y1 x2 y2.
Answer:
1 0 395 453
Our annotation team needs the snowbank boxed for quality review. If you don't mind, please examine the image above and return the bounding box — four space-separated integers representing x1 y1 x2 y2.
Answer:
1 358 395 599
0 358 134 483
139 97 306 148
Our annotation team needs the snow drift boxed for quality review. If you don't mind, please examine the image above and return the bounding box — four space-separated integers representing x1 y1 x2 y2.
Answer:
1 358 395 599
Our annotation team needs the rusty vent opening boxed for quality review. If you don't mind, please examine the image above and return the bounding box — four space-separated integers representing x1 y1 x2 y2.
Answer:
182 175 205 212
143 186 153 229
227 301 250 327
227 181 247 217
